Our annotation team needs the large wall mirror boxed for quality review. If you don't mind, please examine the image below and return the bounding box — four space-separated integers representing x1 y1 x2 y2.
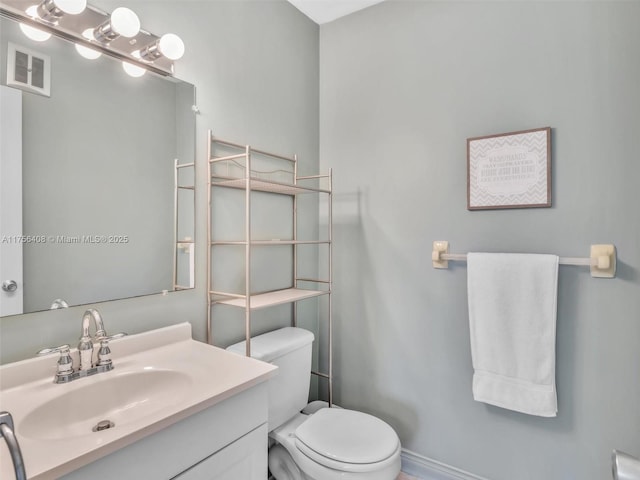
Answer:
0 13 196 317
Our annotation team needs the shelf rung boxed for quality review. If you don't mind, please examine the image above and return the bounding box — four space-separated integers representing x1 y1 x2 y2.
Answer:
211 138 297 163
209 291 246 299
297 174 330 180
209 153 247 163
311 370 330 379
210 176 331 196
296 278 331 284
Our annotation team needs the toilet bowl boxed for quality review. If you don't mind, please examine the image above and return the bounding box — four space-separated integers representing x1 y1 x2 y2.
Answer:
227 327 401 480
269 408 401 480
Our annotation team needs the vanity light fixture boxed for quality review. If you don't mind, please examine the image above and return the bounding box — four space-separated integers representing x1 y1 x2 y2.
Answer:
92 6 140 43
137 33 185 62
2 0 185 76
20 0 86 40
34 0 87 23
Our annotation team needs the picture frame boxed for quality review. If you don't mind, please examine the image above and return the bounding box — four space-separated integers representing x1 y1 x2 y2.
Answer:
467 127 551 210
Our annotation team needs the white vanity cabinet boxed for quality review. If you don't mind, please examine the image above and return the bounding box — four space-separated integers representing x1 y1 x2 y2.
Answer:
174 424 267 480
0 324 277 480
60 383 269 480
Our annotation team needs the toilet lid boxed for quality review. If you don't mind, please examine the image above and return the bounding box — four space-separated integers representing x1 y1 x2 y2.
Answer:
295 408 399 466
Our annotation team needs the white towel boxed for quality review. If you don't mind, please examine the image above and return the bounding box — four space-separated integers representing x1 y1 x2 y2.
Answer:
467 253 559 417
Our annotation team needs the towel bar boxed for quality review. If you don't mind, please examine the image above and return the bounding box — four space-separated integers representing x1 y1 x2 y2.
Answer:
432 241 617 278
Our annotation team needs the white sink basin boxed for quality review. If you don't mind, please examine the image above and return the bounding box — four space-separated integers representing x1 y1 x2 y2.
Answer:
20 369 192 441
0 323 277 480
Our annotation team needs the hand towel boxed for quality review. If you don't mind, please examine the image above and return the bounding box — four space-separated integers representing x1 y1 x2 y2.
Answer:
467 252 559 417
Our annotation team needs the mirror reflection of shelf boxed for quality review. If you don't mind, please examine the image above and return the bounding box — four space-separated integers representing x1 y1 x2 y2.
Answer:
174 158 195 291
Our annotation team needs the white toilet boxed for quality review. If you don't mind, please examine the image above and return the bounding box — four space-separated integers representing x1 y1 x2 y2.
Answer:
227 327 401 480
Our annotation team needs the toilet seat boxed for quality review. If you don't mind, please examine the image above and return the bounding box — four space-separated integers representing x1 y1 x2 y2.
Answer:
295 439 401 474
294 408 400 473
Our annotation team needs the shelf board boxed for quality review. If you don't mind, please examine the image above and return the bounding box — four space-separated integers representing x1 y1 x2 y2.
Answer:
211 176 330 195
216 288 327 310
211 240 331 246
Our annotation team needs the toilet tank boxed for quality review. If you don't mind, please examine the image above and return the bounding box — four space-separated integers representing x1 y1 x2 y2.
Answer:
226 327 314 431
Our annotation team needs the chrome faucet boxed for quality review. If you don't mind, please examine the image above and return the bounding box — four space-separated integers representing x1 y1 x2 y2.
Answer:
0 412 26 480
613 450 640 480
78 308 107 370
37 309 127 384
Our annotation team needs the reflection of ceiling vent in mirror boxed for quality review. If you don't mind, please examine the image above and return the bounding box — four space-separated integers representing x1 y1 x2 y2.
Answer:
6 42 51 97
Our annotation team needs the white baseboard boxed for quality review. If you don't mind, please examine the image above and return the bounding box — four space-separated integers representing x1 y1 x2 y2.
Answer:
401 449 491 480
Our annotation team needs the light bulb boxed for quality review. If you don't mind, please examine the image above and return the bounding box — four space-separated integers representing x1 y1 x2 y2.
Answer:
158 33 185 61
122 61 146 78
110 7 140 38
19 23 51 42
52 0 86 15
32 0 86 23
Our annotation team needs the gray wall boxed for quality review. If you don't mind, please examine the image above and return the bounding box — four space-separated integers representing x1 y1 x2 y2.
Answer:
320 2 639 480
0 1 319 363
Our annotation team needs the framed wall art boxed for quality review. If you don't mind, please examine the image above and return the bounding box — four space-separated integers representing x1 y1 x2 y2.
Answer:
467 127 551 210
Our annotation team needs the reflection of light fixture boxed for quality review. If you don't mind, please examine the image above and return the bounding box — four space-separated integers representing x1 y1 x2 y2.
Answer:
50 298 69 309
122 61 146 77
20 5 52 41
75 43 101 59
35 0 87 23
75 28 102 59
138 33 185 62
93 7 140 43
19 22 52 42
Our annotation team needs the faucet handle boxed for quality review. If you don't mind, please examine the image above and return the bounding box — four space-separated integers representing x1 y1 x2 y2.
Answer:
37 345 74 379
97 340 112 367
96 332 128 342
37 344 70 356
95 333 126 368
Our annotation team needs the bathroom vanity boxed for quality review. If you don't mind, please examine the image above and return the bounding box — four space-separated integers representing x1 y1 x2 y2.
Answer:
0 323 277 480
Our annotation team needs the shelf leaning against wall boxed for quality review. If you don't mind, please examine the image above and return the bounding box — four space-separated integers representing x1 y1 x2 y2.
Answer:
207 131 334 405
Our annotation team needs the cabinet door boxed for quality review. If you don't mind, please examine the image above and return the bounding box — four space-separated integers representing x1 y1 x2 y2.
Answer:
173 424 267 480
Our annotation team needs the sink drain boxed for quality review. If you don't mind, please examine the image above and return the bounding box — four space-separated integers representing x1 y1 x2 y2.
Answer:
92 420 115 432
